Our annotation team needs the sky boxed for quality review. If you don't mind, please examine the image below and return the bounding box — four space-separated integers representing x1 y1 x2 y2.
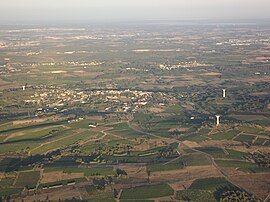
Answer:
0 0 270 23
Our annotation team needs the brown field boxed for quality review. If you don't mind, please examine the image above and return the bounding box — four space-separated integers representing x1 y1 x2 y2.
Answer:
201 72 222 76
71 71 103 78
244 76 270 83
169 180 194 191
40 171 84 184
87 115 104 121
147 107 165 113
150 165 221 183
182 140 201 148
169 128 189 133
117 164 148 179
91 126 113 132
229 173 270 200
222 167 250 176
12 116 59 126
200 139 240 147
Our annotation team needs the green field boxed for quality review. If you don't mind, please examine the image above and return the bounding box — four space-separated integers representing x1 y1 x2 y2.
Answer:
215 159 269 173
4 126 65 143
63 166 115 176
121 183 174 199
211 130 238 140
148 152 211 172
234 134 255 144
196 147 227 159
189 177 233 191
147 161 184 172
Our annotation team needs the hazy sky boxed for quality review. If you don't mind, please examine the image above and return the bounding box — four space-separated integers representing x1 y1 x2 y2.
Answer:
0 0 270 23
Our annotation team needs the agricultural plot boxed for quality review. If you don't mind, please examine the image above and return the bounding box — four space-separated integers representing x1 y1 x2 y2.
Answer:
176 189 216 202
108 122 144 138
0 188 24 198
254 137 269 146
0 142 40 155
0 120 67 136
196 147 227 159
0 177 15 188
234 134 256 144
148 152 211 172
3 126 65 143
39 177 86 189
178 133 208 143
147 160 184 172
63 166 115 176
85 187 115 202
15 170 40 189
179 153 212 166
226 149 247 160
211 130 239 140
120 183 174 200
31 129 102 154
215 159 269 173
189 177 233 191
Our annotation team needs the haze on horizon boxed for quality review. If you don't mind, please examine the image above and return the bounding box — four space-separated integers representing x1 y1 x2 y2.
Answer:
0 0 270 23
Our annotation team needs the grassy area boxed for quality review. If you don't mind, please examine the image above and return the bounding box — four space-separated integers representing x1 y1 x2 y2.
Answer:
4 126 64 143
211 130 238 140
179 153 212 166
63 166 115 176
109 122 144 137
147 161 184 172
121 183 174 199
0 120 67 135
14 170 40 189
178 133 208 143
0 142 40 155
189 177 233 191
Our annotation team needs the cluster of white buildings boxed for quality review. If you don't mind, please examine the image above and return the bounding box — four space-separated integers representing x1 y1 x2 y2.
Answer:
158 61 210 70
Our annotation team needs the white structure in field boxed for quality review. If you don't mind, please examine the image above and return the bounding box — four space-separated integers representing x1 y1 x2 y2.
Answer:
216 115 220 126
22 85 26 91
222 89 226 98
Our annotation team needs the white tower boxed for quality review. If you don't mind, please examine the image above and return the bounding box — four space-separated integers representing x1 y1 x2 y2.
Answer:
22 86 26 91
216 115 220 126
222 89 226 98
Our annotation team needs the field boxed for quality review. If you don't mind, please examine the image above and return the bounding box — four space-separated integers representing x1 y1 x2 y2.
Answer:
189 177 233 191
120 183 174 200
14 171 40 189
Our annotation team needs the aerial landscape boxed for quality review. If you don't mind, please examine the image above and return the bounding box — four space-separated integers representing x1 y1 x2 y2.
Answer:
0 1 270 202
